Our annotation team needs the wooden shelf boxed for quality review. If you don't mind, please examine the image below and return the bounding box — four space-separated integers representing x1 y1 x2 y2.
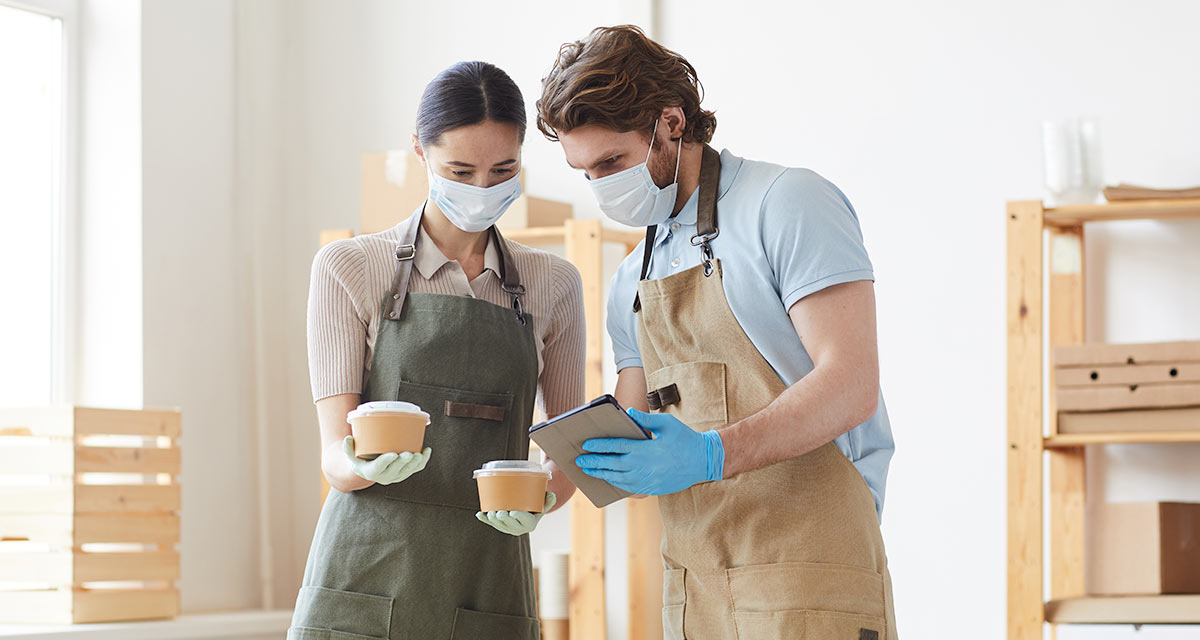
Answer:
502 224 644 248
1045 430 1200 448
1046 594 1200 625
1043 198 1200 227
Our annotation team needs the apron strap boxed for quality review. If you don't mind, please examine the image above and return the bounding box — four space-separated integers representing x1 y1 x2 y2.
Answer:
633 144 723 312
384 204 527 324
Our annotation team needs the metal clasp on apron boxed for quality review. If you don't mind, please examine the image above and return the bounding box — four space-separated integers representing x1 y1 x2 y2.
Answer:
503 283 527 325
690 230 719 277
395 244 416 261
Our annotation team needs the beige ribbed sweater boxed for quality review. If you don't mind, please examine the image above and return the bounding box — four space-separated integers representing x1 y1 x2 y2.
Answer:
306 216 585 417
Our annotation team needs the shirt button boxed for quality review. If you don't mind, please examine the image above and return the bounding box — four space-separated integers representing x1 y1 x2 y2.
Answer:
670 257 681 268
670 222 681 231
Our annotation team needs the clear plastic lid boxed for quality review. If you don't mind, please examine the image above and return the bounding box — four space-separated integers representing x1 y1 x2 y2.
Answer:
473 460 552 479
347 401 430 423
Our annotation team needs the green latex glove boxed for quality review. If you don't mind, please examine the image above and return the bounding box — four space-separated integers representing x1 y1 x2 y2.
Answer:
343 435 431 485
476 491 557 536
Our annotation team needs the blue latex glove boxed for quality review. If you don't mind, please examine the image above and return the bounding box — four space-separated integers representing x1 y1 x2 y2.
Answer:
575 408 725 496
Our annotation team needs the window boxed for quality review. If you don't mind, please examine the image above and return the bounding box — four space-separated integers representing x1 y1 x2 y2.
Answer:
0 0 75 407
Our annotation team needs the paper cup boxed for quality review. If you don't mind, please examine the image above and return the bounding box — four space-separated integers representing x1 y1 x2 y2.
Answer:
347 401 430 459
473 461 551 513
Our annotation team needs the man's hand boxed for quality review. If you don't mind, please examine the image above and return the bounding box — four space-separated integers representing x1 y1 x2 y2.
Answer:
575 408 724 496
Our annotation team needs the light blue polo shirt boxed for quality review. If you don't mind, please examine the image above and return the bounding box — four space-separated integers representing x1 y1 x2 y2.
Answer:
607 149 894 520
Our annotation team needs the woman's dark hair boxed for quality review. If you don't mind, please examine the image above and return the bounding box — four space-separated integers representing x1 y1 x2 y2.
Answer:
416 61 527 146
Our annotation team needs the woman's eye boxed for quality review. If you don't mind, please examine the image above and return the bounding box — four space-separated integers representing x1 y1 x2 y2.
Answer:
452 170 472 177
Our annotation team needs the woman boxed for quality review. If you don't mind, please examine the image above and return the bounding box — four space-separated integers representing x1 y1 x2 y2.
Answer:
291 61 584 640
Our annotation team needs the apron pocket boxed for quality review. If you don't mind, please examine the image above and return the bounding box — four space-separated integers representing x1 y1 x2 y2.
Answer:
385 379 514 511
449 606 540 639
645 361 727 430
662 568 686 640
290 586 393 639
727 561 886 638
731 610 885 639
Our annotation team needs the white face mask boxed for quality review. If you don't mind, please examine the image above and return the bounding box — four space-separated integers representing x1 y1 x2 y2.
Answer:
587 120 682 227
426 164 523 233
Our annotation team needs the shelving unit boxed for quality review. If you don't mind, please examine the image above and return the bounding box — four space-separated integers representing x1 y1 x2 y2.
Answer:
1005 198 1200 639
319 220 659 640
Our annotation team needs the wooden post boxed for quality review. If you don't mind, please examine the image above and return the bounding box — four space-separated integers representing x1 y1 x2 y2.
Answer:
564 219 607 640
627 497 664 640
1048 226 1087 629
1007 201 1045 640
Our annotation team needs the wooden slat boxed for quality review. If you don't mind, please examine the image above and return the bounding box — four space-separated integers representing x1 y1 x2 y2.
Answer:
1045 594 1200 624
72 587 180 623
75 445 181 475
1056 362 1200 386
0 590 74 625
73 407 181 438
1043 198 1200 227
0 443 74 475
627 497 664 640
0 514 73 546
75 513 180 545
564 218 606 640
600 228 646 247
0 485 75 514
1047 226 1087 606
1053 341 1200 367
75 550 180 582
75 485 181 512
0 407 74 437
0 550 72 583
1045 430 1200 447
1006 200 1045 640
1057 382 1200 412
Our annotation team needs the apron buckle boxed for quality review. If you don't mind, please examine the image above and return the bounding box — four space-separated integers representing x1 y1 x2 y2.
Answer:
646 383 680 411
504 283 527 325
395 244 416 261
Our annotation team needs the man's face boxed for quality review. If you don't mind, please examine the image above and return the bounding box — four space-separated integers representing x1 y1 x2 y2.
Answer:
559 123 678 188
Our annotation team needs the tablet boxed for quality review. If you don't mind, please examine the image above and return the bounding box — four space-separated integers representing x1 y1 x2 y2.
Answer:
529 394 650 508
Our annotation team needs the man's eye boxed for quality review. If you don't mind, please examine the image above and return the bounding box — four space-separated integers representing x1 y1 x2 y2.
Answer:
604 157 618 165
494 168 513 175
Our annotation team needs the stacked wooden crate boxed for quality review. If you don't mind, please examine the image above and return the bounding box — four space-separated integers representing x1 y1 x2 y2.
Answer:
1054 340 1200 433
0 407 182 624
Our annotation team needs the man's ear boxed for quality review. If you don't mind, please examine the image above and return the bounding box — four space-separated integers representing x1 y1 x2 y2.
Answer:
660 106 687 141
411 134 427 168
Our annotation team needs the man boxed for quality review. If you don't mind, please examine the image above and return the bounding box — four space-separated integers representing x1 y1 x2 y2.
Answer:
537 25 898 639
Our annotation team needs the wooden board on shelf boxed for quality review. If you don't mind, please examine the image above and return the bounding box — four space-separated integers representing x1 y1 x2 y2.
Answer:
1045 430 1200 448
1043 198 1200 227
1045 594 1200 625
1058 406 1200 434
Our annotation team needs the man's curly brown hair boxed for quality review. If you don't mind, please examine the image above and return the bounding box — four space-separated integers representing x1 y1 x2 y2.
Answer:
536 25 717 144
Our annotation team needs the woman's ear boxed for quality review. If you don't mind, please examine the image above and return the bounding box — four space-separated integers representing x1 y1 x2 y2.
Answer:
661 106 687 141
411 134 426 168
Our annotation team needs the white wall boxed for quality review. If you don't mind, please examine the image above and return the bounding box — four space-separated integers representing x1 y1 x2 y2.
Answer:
139 0 263 613
658 1 1200 638
113 0 1200 635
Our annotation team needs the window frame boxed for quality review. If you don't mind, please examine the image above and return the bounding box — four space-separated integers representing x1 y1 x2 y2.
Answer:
1 0 79 405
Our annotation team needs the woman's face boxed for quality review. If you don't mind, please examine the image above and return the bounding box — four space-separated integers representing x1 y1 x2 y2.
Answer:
415 120 523 189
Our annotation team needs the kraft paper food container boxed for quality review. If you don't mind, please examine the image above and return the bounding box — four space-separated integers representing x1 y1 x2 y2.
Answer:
473 461 551 513
347 401 430 459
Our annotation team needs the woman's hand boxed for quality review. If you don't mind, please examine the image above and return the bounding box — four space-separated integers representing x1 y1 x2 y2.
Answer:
476 492 556 536
343 436 432 485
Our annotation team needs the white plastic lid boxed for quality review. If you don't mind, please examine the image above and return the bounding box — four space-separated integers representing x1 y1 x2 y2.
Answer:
473 460 552 479
347 401 430 423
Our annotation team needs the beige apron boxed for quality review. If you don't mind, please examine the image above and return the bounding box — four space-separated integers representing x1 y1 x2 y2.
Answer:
634 145 897 639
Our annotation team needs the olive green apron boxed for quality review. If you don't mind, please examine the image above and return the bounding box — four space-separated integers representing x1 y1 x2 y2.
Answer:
290 206 541 640
634 146 897 639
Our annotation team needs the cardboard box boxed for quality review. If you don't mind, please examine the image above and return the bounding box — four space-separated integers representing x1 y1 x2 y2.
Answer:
1059 407 1200 434
1054 341 1200 367
360 151 572 235
1086 502 1200 595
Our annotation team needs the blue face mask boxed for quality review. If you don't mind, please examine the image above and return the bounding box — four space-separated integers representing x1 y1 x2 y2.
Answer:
426 165 523 233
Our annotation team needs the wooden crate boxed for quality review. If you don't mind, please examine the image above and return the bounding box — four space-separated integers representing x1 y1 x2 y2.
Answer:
0 407 182 624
